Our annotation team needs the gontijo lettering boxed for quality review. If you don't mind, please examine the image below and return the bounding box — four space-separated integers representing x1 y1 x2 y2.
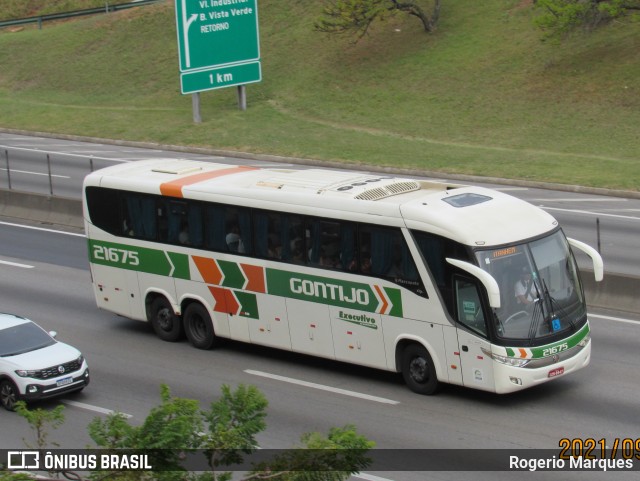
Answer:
290 278 369 305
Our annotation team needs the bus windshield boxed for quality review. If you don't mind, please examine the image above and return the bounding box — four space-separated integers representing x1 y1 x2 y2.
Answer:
475 230 586 343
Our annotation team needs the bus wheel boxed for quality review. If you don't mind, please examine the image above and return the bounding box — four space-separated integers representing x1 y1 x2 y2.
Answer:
401 344 439 395
184 303 217 350
0 380 19 411
150 297 183 342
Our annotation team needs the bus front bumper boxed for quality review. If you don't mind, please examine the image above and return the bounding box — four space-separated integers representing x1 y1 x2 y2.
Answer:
493 340 591 394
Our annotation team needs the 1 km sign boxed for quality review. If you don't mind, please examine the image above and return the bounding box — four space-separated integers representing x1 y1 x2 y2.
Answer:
175 0 261 94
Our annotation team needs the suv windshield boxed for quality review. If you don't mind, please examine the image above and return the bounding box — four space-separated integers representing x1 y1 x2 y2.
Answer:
475 230 586 343
0 322 56 357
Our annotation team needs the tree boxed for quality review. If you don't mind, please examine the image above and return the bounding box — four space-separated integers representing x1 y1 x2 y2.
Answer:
534 0 640 37
315 0 441 40
14 401 65 449
10 384 375 481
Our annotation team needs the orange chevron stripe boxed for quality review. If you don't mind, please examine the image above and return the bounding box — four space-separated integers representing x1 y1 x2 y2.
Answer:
224 290 240 315
241 264 265 293
374 285 389 315
208 286 228 313
160 166 258 198
518 348 527 358
193 256 223 285
208 286 240 316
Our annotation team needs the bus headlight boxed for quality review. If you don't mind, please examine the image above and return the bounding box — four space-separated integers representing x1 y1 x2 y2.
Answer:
577 334 590 348
482 348 530 367
494 354 530 367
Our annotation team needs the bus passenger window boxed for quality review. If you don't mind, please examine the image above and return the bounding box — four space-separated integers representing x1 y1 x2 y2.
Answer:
226 222 245 253
125 194 157 240
205 205 226 251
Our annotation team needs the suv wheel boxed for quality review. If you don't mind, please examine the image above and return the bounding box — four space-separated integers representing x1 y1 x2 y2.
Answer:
0 380 20 411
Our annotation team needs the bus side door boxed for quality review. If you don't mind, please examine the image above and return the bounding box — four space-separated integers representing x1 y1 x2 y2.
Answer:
453 277 495 392
249 293 291 349
287 299 335 359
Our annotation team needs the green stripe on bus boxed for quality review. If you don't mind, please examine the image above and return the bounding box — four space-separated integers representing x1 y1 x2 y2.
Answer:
88 240 404 317
217 260 246 289
265 268 403 317
235 291 259 319
505 323 590 359
88 240 189 280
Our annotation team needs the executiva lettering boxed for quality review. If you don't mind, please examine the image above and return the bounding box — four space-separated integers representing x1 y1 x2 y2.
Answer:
290 278 369 306
339 311 377 329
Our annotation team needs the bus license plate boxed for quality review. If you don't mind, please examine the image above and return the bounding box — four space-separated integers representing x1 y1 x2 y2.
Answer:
56 377 73 387
548 367 564 378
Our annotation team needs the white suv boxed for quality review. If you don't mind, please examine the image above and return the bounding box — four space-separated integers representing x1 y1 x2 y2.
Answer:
0 313 90 411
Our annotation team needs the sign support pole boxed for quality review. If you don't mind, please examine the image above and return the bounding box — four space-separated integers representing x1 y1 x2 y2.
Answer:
192 93 202 124
237 85 247 111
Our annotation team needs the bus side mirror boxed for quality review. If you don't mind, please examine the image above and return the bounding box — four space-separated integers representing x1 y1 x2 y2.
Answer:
446 258 501 309
567 238 604 282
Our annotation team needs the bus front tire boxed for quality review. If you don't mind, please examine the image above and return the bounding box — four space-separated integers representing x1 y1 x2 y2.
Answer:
401 344 439 395
184 303 218 350
150 297 183 342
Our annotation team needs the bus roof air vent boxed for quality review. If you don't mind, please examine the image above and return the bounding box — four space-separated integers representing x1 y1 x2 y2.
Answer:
354 181 420 200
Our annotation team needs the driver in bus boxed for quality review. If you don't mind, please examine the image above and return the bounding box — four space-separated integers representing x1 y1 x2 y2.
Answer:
514 267 536 306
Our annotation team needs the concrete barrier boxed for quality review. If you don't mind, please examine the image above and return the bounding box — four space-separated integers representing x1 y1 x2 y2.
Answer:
0 189 83 229
1 189 638 314
581 269 640 315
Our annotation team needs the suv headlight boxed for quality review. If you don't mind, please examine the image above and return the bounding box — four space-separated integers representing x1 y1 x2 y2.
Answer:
15 369 38 378
77 354 85 365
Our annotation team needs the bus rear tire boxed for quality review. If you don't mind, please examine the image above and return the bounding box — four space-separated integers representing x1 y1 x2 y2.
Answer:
184 303 218 350
401 344 439 395
150 297 183 342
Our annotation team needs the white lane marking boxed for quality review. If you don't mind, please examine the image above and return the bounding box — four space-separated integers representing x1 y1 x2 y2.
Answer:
0 221 86 237
245 370 400 405
0 168 69 179
0 259 34 269
351 473 393 481
62 400 133 418
590 313 640 325
353 474 395 481
71 150 162 154
541 206 640 221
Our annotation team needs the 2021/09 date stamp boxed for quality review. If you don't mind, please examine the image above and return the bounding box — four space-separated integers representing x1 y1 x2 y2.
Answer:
559 437 640 460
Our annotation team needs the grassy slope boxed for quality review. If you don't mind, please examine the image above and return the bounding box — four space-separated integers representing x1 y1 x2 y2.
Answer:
0 0 638 190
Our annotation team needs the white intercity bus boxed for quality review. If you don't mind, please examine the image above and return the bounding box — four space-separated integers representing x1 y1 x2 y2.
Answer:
83 159 603 394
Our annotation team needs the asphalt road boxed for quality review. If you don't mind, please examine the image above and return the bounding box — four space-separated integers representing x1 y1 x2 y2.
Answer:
1 132 640 480
0 220 639 481
1 132 639 277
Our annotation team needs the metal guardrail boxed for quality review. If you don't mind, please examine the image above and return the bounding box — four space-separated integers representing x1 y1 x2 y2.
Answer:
0 0 163 30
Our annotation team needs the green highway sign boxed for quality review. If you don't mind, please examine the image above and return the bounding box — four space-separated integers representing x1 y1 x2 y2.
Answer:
180 60 261 94
174 0 261 94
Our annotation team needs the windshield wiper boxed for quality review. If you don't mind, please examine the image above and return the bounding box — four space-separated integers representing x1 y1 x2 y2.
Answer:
542 279 574 330
527 298 544 345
